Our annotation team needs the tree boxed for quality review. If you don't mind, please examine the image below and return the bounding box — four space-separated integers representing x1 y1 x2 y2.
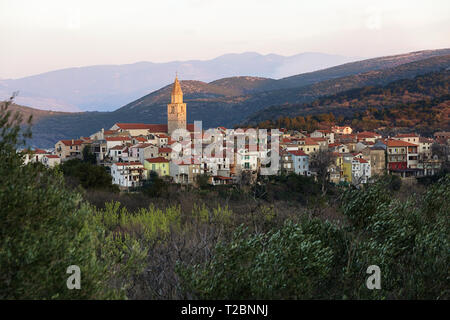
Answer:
177 176 450 299
0 97 143 299
60 159 119 192
194 173 210 189
309 149 335 195
82 144 97 164
142 171 168 197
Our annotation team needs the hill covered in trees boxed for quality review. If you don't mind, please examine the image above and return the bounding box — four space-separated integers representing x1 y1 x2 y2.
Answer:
245 70 450 135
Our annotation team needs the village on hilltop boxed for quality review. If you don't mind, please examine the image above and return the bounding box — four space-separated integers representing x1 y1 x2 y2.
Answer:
24 77 450 190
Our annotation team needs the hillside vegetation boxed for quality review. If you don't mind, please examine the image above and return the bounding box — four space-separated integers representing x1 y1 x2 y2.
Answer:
246 70 450 134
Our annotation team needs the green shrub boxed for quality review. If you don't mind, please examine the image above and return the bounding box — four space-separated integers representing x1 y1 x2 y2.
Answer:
0 99 145 299
177 176 450 299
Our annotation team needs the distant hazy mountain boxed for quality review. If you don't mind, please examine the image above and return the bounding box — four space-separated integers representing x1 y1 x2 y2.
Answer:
259 48 450 91
22 49 450 148
0 52 360 112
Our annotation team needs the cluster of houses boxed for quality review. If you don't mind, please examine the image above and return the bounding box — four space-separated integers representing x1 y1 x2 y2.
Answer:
24 77 450 189
279 128 446 185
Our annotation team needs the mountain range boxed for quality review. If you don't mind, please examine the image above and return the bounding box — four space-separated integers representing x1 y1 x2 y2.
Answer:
0 52 361 112
6 48 450 148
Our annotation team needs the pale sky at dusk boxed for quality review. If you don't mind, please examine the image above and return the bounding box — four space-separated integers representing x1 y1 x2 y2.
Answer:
1 0 449 79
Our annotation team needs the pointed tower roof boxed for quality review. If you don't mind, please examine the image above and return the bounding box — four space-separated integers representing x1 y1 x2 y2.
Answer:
171 75 183 96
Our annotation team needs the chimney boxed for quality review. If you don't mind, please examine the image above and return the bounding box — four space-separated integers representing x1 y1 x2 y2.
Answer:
72 139 74 144
102 128 104 133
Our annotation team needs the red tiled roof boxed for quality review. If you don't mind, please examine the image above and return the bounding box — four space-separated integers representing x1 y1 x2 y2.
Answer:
328 143 342 147
301 138 319 145
354 157 368 163
60 139 84 146
159 147 172 153
32 148 47 154
386 139 418 147
145 157 169 163
45 155 60 159
132 143 155 149
110 145 125 150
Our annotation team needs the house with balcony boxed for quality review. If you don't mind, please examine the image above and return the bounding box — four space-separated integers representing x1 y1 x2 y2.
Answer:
111 161 146 188
386 139 420 177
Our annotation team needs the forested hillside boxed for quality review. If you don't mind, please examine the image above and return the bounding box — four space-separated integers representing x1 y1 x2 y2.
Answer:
245 70 450 134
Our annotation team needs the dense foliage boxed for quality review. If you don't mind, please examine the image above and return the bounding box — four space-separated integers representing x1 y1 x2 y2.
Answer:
60 159 119 192
249 70 450 134
0 99 144 299
177 176 449 299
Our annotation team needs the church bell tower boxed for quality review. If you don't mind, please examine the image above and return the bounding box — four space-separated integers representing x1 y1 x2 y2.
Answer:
167 75 187 136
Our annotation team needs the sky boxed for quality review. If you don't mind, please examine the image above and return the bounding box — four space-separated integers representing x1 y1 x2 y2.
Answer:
1 0 449 79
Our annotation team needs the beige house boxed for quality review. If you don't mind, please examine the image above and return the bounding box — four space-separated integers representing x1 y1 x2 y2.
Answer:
55 139 86 161
298 138 319 155
393 133 420 145
170 158 203 184
362 147 386 177
332 126 353 135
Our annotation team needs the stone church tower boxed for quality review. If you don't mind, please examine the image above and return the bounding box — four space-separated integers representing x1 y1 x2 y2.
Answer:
167 75 187 136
